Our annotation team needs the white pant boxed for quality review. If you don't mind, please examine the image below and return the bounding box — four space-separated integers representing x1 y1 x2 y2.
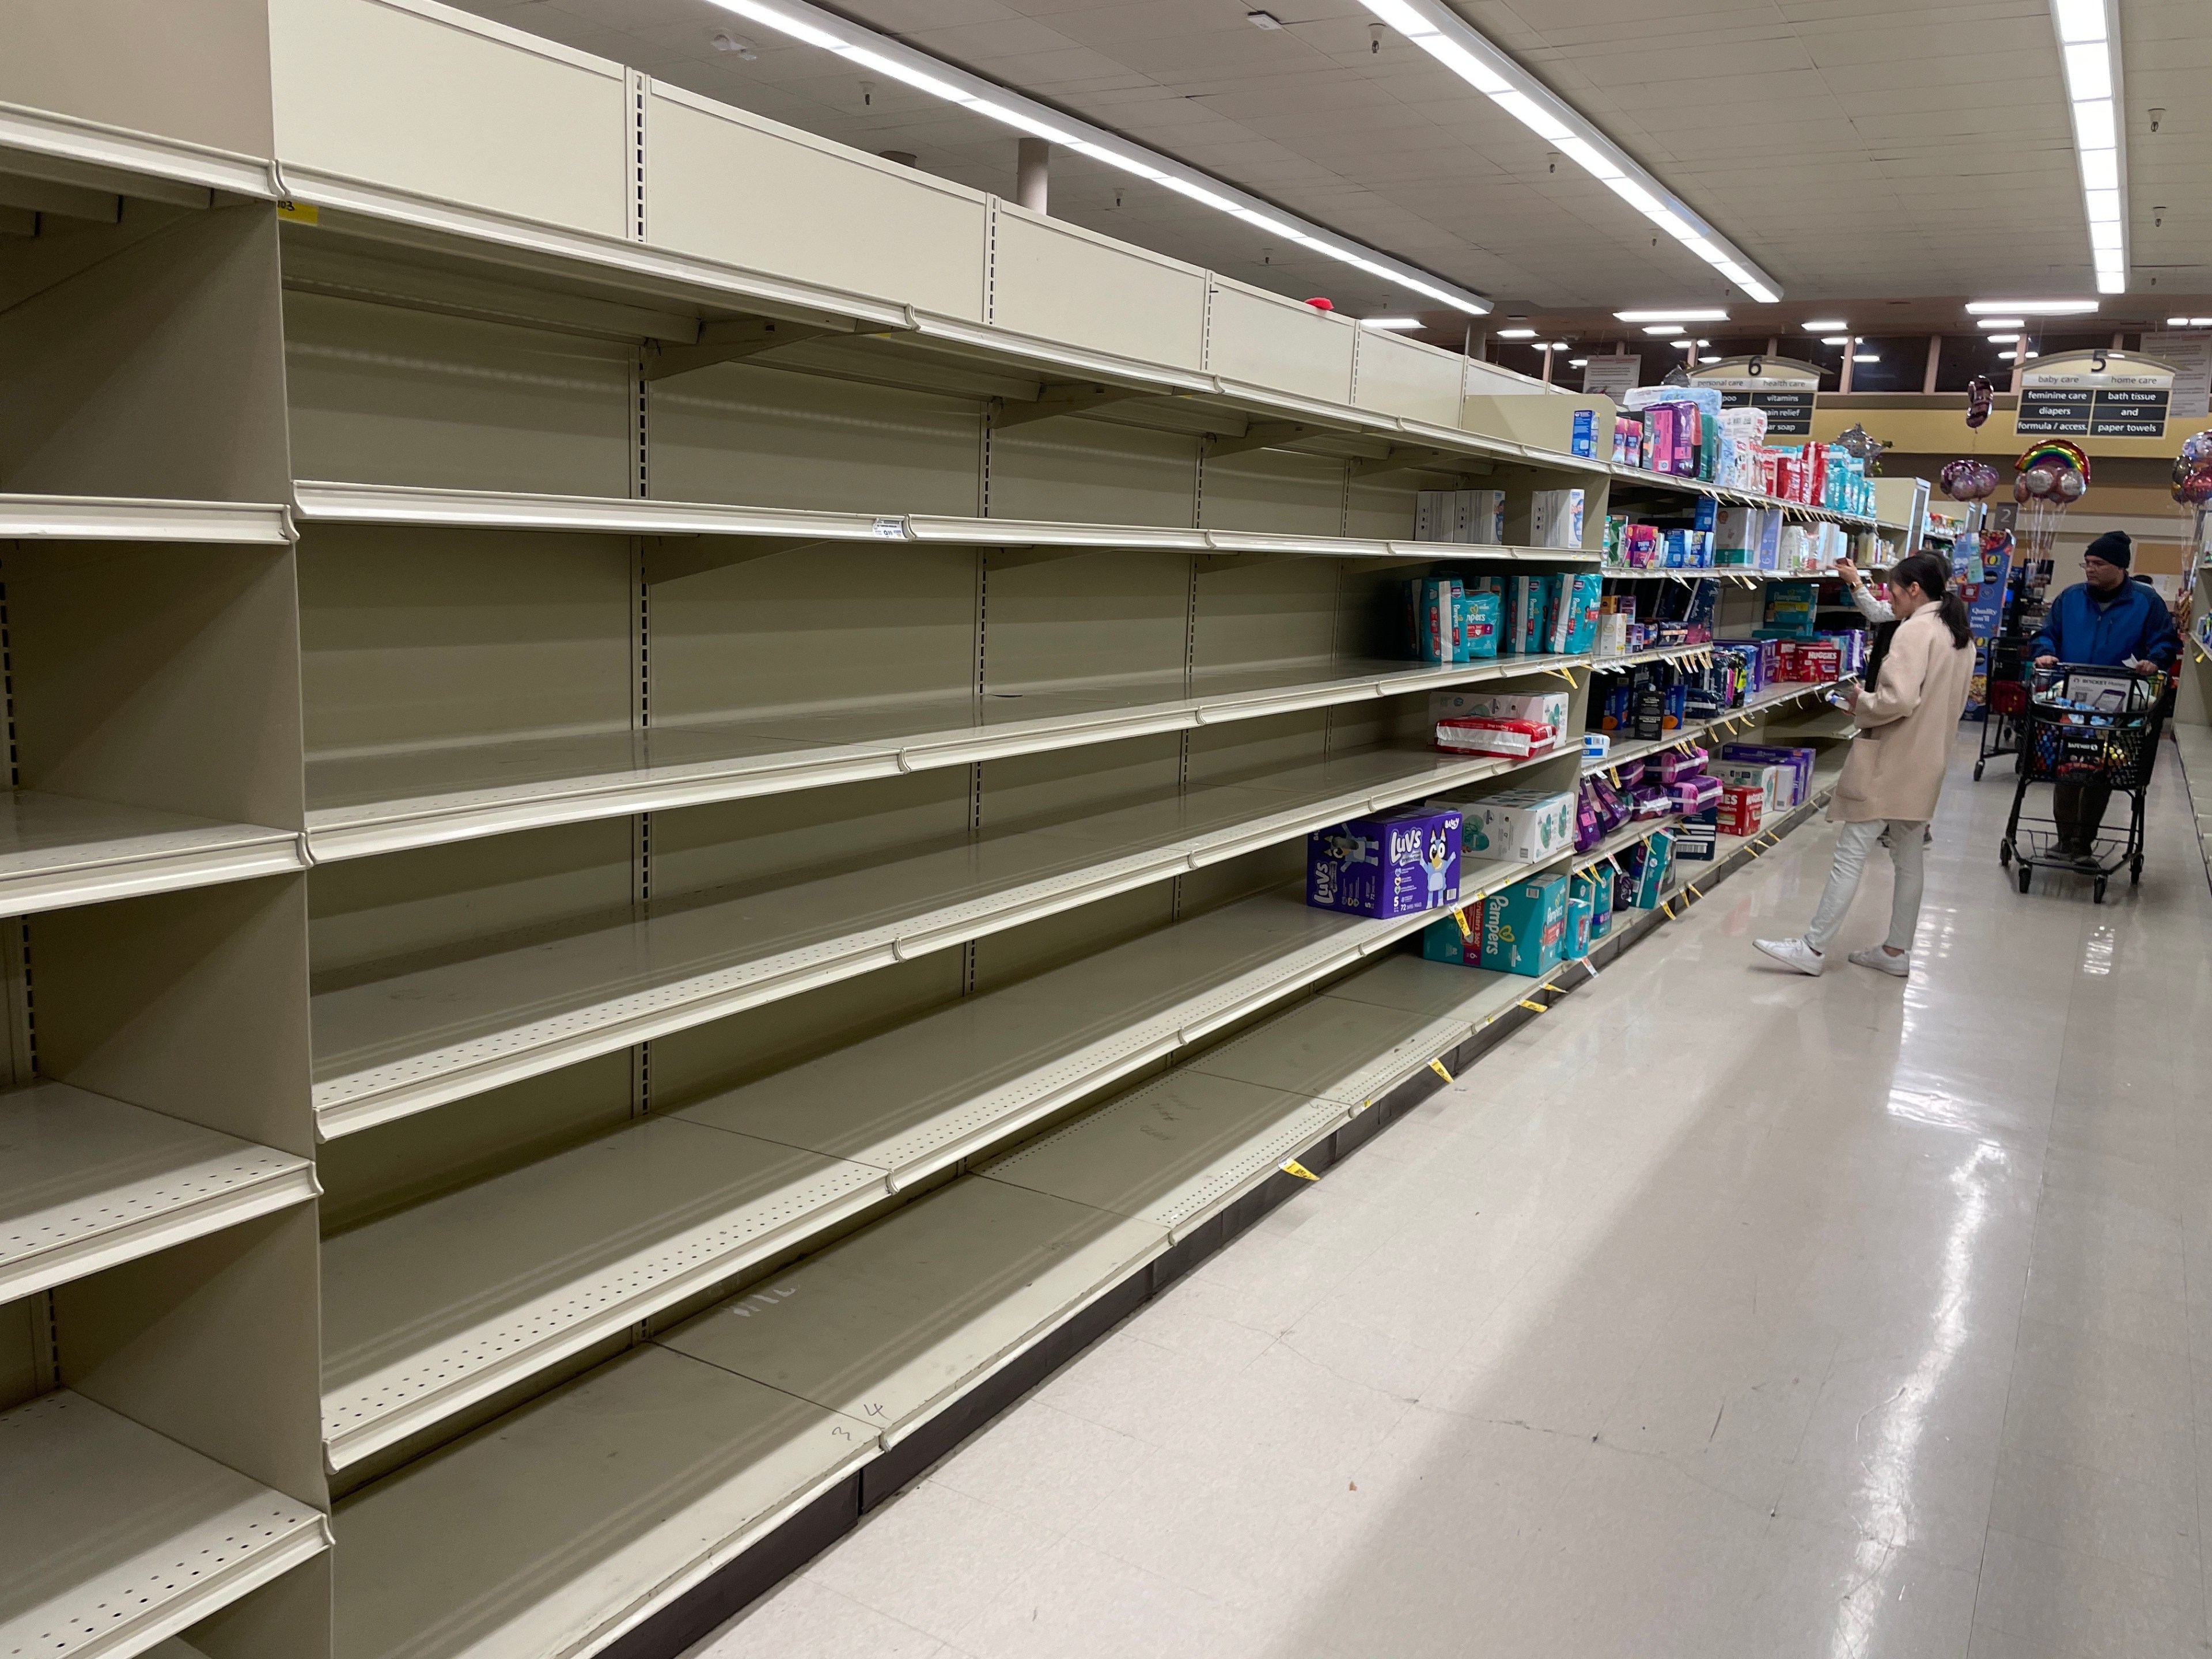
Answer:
1806 818 1927 953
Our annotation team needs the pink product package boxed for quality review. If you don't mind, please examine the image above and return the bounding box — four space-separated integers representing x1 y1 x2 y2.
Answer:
1652 746 1708 786
1435 716 1556 759
1670 774 1722 813
1630 785 1673 819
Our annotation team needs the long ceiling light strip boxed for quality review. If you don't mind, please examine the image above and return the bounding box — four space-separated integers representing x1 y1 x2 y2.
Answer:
1355 0 1781 304
2050 0 2126 294
710 0 1490 314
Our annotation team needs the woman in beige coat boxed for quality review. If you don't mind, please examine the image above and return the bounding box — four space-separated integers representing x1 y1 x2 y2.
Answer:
1756 552 1975 979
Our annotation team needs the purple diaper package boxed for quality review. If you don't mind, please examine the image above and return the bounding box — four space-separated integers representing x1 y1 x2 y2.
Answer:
1653 745 1709 786
1670 774 1722 813
1306 808 1462 918
1630 785 1673 819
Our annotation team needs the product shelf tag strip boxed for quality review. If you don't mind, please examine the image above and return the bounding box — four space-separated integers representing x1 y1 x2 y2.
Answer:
1428 1057 1454 1083
1281 1159 1318 1181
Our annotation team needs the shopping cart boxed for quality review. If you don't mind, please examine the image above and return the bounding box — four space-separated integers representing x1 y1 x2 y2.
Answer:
2001 664 2165 903
1972 660 2031 782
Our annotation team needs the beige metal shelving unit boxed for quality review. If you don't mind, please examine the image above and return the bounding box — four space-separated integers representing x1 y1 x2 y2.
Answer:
0 4 1853 1656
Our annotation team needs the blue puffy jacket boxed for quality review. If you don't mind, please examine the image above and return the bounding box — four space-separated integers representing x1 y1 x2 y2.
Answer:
2031 579 2180 669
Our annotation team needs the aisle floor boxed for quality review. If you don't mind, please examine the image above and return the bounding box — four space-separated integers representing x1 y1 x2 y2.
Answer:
692 738 2212 1659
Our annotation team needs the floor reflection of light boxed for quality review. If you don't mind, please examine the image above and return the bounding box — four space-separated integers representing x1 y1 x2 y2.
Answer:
2082 926 2114 977
1825 1136 2006 1658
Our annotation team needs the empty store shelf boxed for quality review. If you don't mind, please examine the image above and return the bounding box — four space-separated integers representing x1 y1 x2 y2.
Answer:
0 791 304 916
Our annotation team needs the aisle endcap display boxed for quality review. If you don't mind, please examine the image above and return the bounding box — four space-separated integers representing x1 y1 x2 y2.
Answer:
0 494 293 546
0 1081 319 1305
0 1392 329 1658
0 793 308 918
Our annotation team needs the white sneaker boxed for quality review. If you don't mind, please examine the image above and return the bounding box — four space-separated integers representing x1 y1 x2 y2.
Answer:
1849 945 1910 978
1755 937 1825 975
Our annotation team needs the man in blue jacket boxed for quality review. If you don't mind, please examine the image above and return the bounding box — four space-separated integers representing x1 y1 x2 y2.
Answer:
2031 529 2180 862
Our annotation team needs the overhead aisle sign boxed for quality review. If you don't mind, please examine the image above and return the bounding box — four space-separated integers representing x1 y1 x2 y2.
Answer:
1688 357 1821 438
2016 350 2176 438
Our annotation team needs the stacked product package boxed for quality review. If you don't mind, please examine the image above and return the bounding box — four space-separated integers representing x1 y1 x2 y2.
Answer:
1403 570 1602 665
1604 388 1872 520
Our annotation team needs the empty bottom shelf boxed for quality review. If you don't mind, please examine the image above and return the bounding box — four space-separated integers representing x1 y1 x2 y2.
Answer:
0 1391 328 1659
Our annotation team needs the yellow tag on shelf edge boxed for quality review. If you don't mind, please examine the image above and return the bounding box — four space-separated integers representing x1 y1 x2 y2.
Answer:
1428 1058 1454 1083
1518 998 1548 1012
276 199 319 224
1281 1159 1319 1181
1452 907 1472 940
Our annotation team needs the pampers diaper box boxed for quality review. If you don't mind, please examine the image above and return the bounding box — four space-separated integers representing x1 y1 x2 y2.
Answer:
1306 808 1461 918
1421 872 1567 975
1437 788 1577 863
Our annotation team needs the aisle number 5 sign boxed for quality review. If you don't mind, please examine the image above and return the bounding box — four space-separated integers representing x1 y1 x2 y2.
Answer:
2017 349 2177 438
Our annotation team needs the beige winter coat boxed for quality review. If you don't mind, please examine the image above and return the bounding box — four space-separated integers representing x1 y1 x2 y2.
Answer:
1830 603 1975 823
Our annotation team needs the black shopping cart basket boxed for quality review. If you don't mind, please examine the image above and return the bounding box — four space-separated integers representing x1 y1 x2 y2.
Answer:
2000 664 2165 903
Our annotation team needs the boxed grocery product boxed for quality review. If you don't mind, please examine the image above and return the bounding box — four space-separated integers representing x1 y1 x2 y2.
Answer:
1719 743 1816 809
1711 760 1783 816
1530 489 1585 550
1415 490 1448 542
1565 884 1593 957
1442 787 1577 862
1482 873 1569 975
1456 488 1506 546
1435 716 1555 759
1588 862 1615 937
1717 783 1764 837
1581 732 1611 760
1675 806 1718 862
1571 408 1596 460
1560 570 1603 653
1618 828 1675 908
1307 808 1461 918
1431 690 1571 745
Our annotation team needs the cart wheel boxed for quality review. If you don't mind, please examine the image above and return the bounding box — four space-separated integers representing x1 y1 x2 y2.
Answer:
1974 760 1986 781
2000 842 2013 868
2131 855 2143 887
2018 865 2033 894
2094 876 2108 904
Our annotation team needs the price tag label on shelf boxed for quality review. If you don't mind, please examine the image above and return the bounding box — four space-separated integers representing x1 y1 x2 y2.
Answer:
1280 1159 1319 1181
872 517 905 538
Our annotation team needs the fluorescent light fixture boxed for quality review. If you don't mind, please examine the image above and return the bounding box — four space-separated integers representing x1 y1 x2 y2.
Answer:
2166 316 2212 327
1821 336 1850 346
1617 308 1729 322
1642 323 1688 335
2050 0 2126 291
1998 350 2017 361
1975 317 2027 329
708 0 1489 313
1358 0 1780 300
1549 341 1570 350
1672 339 1693 349
1695 338 1711 346
1363 317 1424 329
1802 319 1846 331
1569 358 1588 368
1966 300 2100 315
1853 353 1880 363
2054 0 2105 41
1496 327 1538 338
1987 334 2020 343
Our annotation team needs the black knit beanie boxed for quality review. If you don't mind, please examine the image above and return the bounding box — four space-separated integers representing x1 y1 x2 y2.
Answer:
2085 529 2132 569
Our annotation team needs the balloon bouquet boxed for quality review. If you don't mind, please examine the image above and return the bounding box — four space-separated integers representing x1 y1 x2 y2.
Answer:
1938 457 2001 503
2173 428 2212 646
2012 440 2090 567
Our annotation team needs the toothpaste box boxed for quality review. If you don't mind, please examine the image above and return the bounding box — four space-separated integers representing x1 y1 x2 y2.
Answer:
1675 806 1719 862
1438 787 1577 862
1435 716 1554 759
1430 690 1570 745
1308 808 1462 918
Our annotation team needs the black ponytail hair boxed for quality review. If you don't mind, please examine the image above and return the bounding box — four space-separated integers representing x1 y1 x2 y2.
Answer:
1889 551 1971 649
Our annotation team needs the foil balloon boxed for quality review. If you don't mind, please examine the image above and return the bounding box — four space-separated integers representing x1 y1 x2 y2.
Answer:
2022 466 2056 499
2054 467 2085 501
2013 475 2031 503
1973 461 2001 497
1965 376 1994 429
2185 471 2212 506
2183 430 2212 467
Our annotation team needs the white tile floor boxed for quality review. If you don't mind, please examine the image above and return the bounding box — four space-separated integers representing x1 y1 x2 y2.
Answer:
690 734 2212 1659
